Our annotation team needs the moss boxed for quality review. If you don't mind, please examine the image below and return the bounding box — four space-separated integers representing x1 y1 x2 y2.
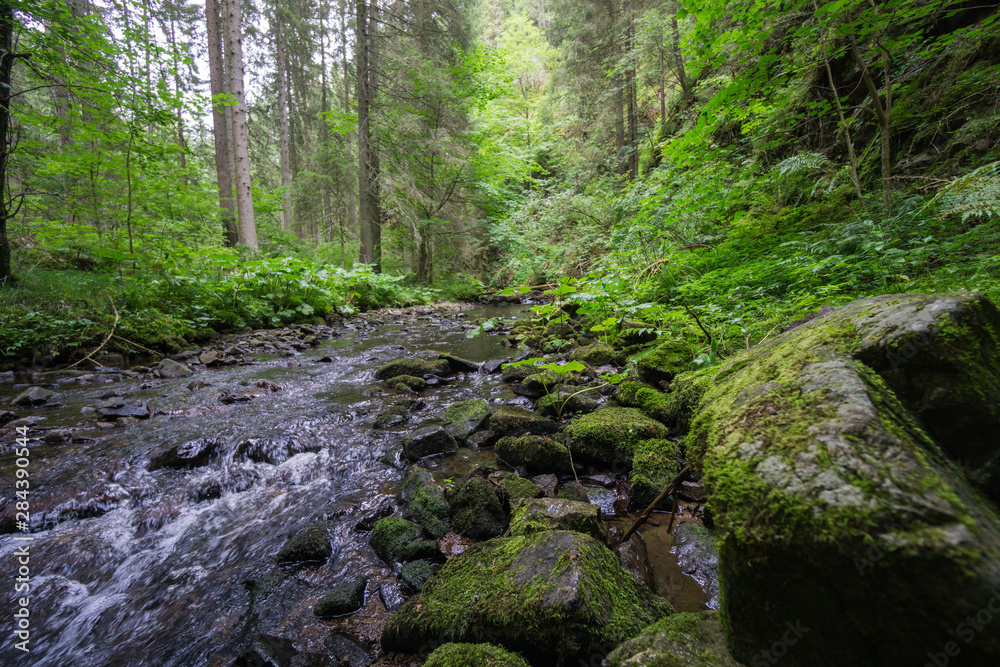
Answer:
614 380 671 423
390 374 426 392
606 612 739 667
423 643 531 667
636 338 695 385
630 439 682 507
534 391 600 418
443 398 493 441
522 371 559 394
570 342 616 366
495 435 570 473
507 497 609 544
275 521 332 565
375 357 450 380
370 517 423 564
374 404 411 429
448 476 508 539
400 559 434 592
565 407 669 467
314 579 367 618
501 364 536 383
411 484 450 539
489 405 553 435
381 530 671 666
493 472 546 501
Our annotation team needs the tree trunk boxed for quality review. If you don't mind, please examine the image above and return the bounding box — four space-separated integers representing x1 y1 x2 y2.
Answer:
625 14 638 180
670 7 689 98
224 0 258 250
205 0 238 246
357 0 382 271
339 0 356 236
0 1 19 282
275 10 293 231
849 33 892 213
168 13 188 182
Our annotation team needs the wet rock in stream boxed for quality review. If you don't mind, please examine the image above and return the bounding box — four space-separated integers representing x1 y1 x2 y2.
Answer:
402 424 458 460
314 578 368 618
447 472 508 540
275 521 335 565
148 437 220 470
12 385 56 406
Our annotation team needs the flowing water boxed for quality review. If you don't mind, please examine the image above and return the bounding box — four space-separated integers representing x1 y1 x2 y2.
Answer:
1 304 705 666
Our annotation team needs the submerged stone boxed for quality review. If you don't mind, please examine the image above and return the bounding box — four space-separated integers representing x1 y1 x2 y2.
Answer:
423 643 530 667
148 438 218 470
381 530 671 666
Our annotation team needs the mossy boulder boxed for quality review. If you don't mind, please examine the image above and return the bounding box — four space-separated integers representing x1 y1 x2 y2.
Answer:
390 374 427 392
630 439 681 508
492 471 546 501
685 293 1000 666
556 481 591 502
275 521 333 565
570 342 616 366
543 320 576 339
508 497 609 544
448 475 508 539
618 320 659 346
424 642 530 667
522 371 559 394
443 398 493 442
635 339 694 386
534 391 600 418
438 352 480 373
606 612 740 666
489 405 558 437
401 467 450 539
614 381 671 424
314 578 367 618
403 425 458 461
501 364 535 383
370 517 424 564
400 559 434 592
375 357 450 380
374 404 411 429
495 435 570 473
565 407 669 467
381 530 671 666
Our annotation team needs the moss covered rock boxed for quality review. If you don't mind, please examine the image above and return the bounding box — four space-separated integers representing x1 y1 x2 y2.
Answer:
614 381 671 424
565 407 669 467
401 467 450 539
400 559 434 592
630 439 681 508
314 578 367 618
448 475 508 539
522 371 559 395
501 364 535 383
492 472 546 501
534 391 600 418
275 521 332 565
443 398 493 442
495 435 570 473
606 612 740 666
381 530 671 666
686 293 1000 666
423 643 531 667
370 517 424 564
403 425 458 461
489 405 558 437
374 403 411 429
570 342 616 366
438 352 480 373
635 339 694 386
508 497 609 544
390 374 427 392
375 357 450 380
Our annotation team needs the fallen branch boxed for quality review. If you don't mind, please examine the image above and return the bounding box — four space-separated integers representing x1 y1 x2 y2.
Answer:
614 465 690 547
111 334 162 358
65 296 119 370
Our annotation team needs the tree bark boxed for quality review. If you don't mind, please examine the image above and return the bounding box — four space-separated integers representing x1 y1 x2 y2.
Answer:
275 10 293 231
205 0 238 246
850 33 892 213
0 1 21 282
339 0 356 237
224 0 258 250
625 12 638 180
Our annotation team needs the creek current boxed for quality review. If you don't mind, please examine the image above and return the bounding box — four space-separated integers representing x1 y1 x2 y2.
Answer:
1 303 706 666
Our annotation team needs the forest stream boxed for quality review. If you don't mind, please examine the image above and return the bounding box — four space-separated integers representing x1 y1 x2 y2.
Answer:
0 303 708 667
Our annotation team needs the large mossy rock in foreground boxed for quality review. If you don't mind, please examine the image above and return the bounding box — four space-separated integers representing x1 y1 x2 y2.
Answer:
381 530 671 666
423 643 530 667
686 293 1000 666
606 612 740 667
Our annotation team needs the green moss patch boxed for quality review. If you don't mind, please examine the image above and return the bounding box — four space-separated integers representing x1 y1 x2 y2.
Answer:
606 611 740 666
495 435 570 473
636 339 695 385
565 407 669 467
630 439 681 507
424 643 530 667
370 517 424 564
